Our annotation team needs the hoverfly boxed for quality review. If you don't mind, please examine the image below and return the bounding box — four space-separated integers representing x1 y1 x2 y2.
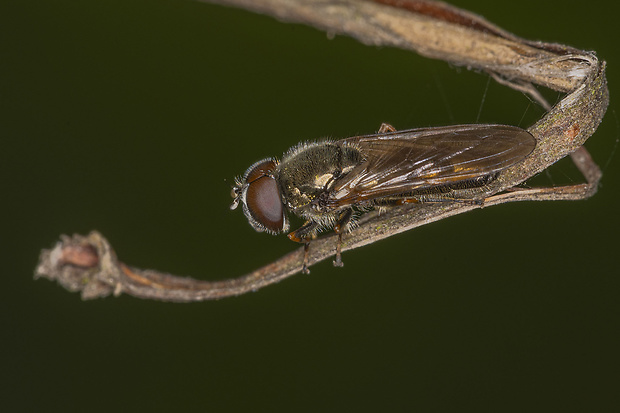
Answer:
231 123 536 273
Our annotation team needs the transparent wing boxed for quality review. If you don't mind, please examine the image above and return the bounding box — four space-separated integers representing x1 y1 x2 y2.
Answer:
327 124 536 206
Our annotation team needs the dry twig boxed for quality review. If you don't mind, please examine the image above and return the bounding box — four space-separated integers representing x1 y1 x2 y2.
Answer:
35 0 608 301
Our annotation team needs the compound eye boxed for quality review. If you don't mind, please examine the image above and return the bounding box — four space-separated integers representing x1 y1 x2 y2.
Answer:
246 175 285 233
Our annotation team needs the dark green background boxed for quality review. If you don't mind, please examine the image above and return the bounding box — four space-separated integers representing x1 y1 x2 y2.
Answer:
2 0 619 411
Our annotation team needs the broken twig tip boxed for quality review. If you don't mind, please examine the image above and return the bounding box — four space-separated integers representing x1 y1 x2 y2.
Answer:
35 232 117 300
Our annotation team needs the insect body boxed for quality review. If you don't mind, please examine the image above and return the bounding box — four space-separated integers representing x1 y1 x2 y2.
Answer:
231 123 536 273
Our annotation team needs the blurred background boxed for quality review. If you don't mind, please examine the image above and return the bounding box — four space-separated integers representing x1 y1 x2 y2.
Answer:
2 0 618 411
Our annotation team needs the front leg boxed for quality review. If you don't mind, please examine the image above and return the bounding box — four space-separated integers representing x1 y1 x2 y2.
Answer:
288 221 318 274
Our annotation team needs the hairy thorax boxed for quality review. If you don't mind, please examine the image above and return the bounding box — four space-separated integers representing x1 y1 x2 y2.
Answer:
277 141 363 214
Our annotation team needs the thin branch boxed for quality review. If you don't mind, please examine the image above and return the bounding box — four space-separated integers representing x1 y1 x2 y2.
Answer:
35 0 609 301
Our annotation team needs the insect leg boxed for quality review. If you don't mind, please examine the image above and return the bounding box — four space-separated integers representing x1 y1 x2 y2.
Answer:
333 208 353 267
377 123 397 133
301 239 311 274
288 221 319 274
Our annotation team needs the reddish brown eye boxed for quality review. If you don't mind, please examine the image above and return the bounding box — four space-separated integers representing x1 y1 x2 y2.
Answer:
246 175 285 232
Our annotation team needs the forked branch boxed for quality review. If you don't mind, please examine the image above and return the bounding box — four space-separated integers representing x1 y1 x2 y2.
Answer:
35 0 608 301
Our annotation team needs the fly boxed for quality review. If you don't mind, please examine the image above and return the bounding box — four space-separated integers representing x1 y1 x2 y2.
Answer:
230 123 536 273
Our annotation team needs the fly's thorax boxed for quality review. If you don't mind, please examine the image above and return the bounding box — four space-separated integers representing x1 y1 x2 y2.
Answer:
277 141 364 212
